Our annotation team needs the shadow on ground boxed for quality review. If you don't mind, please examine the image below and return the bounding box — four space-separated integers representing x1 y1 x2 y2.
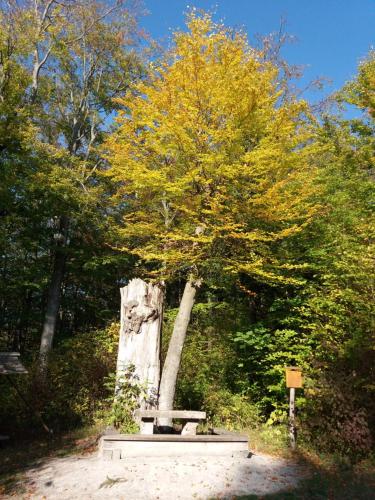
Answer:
232 449 375 500
0 429 98 496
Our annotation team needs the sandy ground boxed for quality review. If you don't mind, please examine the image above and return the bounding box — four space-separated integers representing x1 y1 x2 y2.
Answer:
8 450 311 499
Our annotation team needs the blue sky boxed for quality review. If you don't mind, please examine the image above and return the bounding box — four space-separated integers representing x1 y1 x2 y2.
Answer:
141 0 374 109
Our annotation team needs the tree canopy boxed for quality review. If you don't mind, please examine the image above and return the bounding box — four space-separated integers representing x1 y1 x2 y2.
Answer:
105 13 319 287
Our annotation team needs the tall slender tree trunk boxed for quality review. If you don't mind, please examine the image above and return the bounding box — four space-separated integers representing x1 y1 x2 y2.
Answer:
39 216 69 371
158 278 201 427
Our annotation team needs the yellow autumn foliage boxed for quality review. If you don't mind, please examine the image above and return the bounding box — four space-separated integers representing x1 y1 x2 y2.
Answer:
105 12 319 283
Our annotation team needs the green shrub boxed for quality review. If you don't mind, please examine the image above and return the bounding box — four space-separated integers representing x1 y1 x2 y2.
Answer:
0 323 119 434
302 374 373 459
103 366 146 434
204 388 261 430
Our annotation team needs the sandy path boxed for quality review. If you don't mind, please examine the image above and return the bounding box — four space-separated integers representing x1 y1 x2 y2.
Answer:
9 451 310 499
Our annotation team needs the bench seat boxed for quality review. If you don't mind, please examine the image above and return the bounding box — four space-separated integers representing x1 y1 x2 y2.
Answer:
134 409 206 435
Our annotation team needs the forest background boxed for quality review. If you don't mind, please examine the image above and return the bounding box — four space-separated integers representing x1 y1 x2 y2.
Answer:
0 0 374 463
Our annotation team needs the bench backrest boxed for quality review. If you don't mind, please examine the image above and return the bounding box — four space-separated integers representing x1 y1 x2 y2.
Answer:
134 409 206 419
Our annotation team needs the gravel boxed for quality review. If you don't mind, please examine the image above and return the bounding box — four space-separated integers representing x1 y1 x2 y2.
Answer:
11 450 310 499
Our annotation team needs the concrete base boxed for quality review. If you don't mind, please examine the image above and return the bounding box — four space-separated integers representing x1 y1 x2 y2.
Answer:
100 433 249 459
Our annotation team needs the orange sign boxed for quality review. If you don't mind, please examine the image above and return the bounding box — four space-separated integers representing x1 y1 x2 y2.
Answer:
285 367 303 388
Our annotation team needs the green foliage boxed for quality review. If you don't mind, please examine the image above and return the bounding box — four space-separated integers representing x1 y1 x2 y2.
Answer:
170 300 238 408
204 389 261 431
0 324 119 433
229 56 375 456
104 368 142 434
162 298 261 430
0 0 143 352
339 50 375 119
233 323 311 413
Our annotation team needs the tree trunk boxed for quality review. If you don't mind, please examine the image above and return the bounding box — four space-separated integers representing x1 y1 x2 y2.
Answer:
116 278 163 413
158 278 201 427
39 216 69 371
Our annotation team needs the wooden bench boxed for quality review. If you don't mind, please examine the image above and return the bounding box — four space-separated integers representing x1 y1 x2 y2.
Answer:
134 409 206 435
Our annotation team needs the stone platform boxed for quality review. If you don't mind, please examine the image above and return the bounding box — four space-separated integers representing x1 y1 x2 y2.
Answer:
100 432 249 459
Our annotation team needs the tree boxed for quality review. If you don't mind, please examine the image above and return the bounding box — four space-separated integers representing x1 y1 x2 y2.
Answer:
230 51 375 452
296 54 375 454
339 50 375 119
0 5 50 352
105 11 319 416
0 0 144 368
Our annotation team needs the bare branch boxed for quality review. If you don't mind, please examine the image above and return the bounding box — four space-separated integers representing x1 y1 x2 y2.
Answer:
40 0 56 26
68 3 122 44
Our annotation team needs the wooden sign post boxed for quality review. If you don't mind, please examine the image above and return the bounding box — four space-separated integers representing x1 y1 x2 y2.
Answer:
285 367 303 449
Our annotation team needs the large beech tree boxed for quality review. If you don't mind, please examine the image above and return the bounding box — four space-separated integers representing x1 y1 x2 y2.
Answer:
105 12 319 415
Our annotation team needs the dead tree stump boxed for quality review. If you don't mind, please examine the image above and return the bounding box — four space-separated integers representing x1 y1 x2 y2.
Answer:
116 279 163 415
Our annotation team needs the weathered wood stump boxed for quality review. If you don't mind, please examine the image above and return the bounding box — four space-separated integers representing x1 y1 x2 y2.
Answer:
116 279 163 423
